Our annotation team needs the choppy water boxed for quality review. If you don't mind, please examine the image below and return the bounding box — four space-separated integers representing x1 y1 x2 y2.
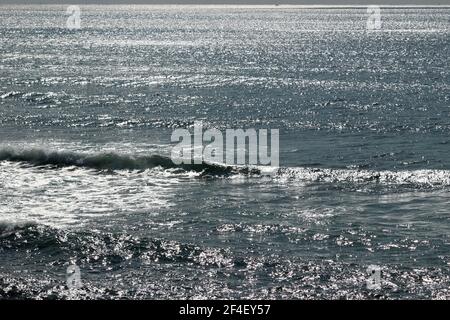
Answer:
0 5 449 299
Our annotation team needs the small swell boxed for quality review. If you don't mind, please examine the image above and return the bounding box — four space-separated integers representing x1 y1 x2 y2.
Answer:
0 222 233 269
1 91 61 105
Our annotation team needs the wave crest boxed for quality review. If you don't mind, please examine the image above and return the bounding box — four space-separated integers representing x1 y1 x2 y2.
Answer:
0 147 249 176
1 147 450 187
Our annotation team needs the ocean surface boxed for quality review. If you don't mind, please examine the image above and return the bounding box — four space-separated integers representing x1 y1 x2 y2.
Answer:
0 5 449 299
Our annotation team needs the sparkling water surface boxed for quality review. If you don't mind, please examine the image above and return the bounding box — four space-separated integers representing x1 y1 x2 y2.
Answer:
0 5 449 299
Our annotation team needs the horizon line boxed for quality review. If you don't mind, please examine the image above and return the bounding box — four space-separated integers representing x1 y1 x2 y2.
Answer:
1 4 450 7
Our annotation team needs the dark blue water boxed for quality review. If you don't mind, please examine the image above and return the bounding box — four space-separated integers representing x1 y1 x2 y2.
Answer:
0 5 449 299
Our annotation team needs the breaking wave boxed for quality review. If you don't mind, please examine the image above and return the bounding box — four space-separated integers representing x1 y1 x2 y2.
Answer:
0 147 253 176
1 147 450 187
